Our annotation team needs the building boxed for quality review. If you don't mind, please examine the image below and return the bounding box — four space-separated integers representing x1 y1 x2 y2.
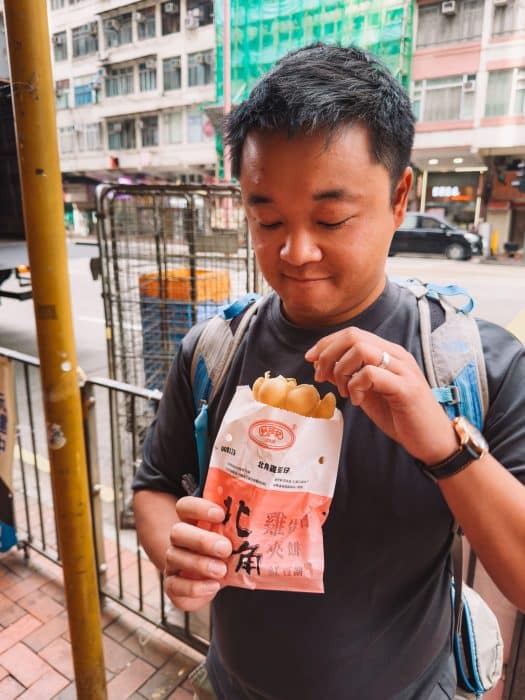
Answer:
47 0 217 233
212 0 415 175
411 0 525 247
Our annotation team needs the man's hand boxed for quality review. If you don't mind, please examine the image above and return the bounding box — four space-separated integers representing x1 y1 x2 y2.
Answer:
164 496 232 612
305 327 458 465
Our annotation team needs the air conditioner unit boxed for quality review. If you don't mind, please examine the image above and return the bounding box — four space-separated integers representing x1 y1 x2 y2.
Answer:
89 24 98 37
441 0 456 15
137 119 145 129
53 35 64 46
196 53 209 64
164 1 177 13
91 78 102 90
463 79 476 93
145 58 157 69
135 11 146 23
55 86 64 97
112 122 122 133
493 0 508 6
97 66 108 77
185 15 199 30
107 19 121 32
97 51 110 63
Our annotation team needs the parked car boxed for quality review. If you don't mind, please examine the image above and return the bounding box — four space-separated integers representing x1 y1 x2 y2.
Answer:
389 213 483 260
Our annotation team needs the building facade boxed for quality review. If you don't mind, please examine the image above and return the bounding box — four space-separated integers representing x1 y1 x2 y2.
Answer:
47 0 217 233
411 0 525 247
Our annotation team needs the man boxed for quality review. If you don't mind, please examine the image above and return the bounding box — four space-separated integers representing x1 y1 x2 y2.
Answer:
133 44 525 699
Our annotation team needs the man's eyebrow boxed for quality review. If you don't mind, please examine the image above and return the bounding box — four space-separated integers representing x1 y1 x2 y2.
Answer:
247 194 273 205
312 189 357 201
246 189 357 206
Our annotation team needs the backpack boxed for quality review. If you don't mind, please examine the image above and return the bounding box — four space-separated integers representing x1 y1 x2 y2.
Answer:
186 280 503 698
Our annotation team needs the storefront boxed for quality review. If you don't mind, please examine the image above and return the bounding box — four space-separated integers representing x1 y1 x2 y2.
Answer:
422 171 482 229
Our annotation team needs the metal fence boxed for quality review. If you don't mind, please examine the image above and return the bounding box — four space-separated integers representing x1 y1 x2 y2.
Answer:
2 346 210 654
2 343 525 693
94 183 266 524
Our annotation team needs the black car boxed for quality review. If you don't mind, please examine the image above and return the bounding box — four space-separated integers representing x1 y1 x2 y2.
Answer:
389 213 483 260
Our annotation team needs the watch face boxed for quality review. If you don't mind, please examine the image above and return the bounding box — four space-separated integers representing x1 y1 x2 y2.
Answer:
454 417 489 454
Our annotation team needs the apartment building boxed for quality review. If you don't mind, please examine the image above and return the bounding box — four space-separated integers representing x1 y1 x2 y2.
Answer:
411 0 525 246
47 0 216 232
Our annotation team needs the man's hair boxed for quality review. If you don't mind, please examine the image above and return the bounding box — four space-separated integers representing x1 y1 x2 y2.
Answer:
224 43 415 197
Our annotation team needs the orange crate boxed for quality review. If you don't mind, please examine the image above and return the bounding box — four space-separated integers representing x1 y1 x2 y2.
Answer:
139 268 230 302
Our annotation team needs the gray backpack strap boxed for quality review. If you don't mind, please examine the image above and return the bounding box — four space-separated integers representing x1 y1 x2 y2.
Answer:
396 278 489 430
190 295 263 407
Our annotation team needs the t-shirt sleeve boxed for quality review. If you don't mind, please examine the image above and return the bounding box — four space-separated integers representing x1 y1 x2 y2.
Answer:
132 327 200 498
479 320 525 484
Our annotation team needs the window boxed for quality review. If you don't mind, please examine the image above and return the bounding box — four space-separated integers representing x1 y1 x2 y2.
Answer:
74 74 99 107
163 56 181 91
485 70 513 117
412 75 475 122
52 32 68 61
399 213 418 229
516 69 525 115
58 126 75 154
161 1 180 35
55 79 70 110
492 0 525 37
137 6 156 39
187 109 213 143
104 13 132 48
72 23 99 57
164 111 182 143
416 0 483 47
139 59 157 92
188 50 213 86
108 119 136 150
186 0 213 27
78 123 103 151
105 66 134 97
140 116 159 146
51 0 65 9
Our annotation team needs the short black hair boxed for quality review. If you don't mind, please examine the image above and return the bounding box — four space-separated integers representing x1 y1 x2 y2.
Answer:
224 43 415 196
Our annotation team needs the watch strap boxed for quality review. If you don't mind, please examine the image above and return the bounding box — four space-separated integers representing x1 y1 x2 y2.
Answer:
422 443 481 482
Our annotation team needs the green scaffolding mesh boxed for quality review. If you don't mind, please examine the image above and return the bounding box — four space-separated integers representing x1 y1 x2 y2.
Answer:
213 0 414 174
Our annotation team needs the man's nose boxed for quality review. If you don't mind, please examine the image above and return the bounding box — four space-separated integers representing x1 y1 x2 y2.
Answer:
279 228 323 266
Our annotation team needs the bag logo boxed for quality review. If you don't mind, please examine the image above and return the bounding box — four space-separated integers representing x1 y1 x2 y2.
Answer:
248 421 295 450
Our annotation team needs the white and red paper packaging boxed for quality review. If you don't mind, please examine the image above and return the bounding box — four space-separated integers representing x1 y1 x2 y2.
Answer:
201 385 344 593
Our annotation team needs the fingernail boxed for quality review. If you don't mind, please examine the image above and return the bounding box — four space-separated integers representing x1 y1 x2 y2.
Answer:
208 561 227 577
214 539 231 557
208 507 224 521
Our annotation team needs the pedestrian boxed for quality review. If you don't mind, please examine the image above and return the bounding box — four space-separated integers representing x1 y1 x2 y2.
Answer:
132 44 525 700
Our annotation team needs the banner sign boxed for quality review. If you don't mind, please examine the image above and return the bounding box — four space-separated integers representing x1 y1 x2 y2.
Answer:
0 356 17 552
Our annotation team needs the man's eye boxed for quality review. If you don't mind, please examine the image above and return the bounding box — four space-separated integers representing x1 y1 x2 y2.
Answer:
259 222 282 229
318 217 351 228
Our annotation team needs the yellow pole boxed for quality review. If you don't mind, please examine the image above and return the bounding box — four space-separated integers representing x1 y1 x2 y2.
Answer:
3 2 107 698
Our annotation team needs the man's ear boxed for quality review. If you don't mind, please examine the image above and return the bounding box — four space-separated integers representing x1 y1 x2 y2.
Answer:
392 167 413 228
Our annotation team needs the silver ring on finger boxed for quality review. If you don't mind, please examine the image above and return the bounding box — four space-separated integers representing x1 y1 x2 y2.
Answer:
377 351 391 371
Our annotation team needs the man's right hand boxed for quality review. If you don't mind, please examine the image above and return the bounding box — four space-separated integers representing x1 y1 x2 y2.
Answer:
164 496 232 612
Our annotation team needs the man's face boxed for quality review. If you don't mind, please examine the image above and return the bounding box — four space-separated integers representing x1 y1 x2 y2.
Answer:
239 125 412 327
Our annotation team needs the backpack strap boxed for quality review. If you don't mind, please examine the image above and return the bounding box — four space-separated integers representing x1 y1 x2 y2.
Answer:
395 278 489 431
187 293 263 495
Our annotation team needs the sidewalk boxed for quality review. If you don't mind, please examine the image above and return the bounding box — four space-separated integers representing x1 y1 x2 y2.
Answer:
0 547 203 699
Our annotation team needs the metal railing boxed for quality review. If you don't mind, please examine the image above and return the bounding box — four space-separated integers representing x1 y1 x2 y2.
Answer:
1 345 210 655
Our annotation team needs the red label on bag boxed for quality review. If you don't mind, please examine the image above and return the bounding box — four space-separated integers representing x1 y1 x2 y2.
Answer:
248 420 295 450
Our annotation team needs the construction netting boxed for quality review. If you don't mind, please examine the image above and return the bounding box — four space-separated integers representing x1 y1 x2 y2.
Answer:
212 0 414 171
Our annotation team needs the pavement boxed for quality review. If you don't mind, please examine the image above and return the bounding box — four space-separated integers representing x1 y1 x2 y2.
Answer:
0 546 204 699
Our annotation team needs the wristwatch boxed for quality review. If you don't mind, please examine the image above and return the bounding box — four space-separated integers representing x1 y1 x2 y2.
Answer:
422 416 489 482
